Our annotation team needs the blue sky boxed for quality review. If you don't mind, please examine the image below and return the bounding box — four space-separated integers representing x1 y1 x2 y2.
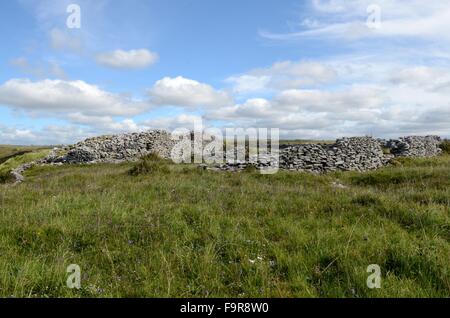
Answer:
1 0 449 144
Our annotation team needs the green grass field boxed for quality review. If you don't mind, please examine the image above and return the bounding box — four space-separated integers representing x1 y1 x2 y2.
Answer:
0 147 449 298
0 145 50 164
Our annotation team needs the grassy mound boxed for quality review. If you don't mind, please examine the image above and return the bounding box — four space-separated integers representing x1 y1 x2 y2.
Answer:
0 149 51 175
0 146 50 163
0 149 51 184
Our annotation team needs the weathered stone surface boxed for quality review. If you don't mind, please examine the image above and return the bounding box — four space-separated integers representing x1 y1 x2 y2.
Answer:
279 137 390 173
50 130 176 164
214 136 442 173
380 136 442 157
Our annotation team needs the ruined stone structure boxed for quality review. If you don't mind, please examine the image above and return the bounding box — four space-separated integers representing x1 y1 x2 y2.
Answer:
380 136 442 157
279 137 391 173
8 132 445 184
214 136 443 173
49 133 443 172
50 130 176 164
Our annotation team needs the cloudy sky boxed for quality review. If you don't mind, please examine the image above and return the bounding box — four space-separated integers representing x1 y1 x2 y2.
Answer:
0 0 449 145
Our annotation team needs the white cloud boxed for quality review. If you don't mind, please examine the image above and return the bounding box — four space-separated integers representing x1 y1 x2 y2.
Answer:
149 76 233 109
208 85 385 122
205 61 450 139
96 49 159 70
312 0 348 13
207 98 274 120
389 66 450 91
0 126 36 144
10 57 67 79
10 57 29 69
261 0 450 42
0 123 96 145
227 61 337 93
269 61 336 80
226 75 271 94
274 85 385 112
67 113 142 132
2 62 449 145
49 61 68 79
0 117 148 145
0 79 149 117
49 28 82 53
142 114 203 130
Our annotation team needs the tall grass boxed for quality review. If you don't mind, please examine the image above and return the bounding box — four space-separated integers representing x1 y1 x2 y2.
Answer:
0 153 448 297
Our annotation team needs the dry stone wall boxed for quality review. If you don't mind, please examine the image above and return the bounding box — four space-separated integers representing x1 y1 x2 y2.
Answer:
380 136 442 157
279 137 391 173
213 136 443 173
50 130 176 164
43 132 443 173
8 133 444 185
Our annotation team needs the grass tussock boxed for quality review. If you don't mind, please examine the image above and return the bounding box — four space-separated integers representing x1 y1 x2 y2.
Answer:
0 150 449 298
440 140 450 154
128 153 170 176
0 171 14 184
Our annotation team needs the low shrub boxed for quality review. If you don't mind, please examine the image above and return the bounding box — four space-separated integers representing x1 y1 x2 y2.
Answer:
439 140 450 154
141 152 165 162
388 158 402 166
128 153 170 176
0 171 13 184
242 165 258 173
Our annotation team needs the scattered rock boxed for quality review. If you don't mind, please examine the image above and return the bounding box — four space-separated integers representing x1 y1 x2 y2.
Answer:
331 181 348 189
